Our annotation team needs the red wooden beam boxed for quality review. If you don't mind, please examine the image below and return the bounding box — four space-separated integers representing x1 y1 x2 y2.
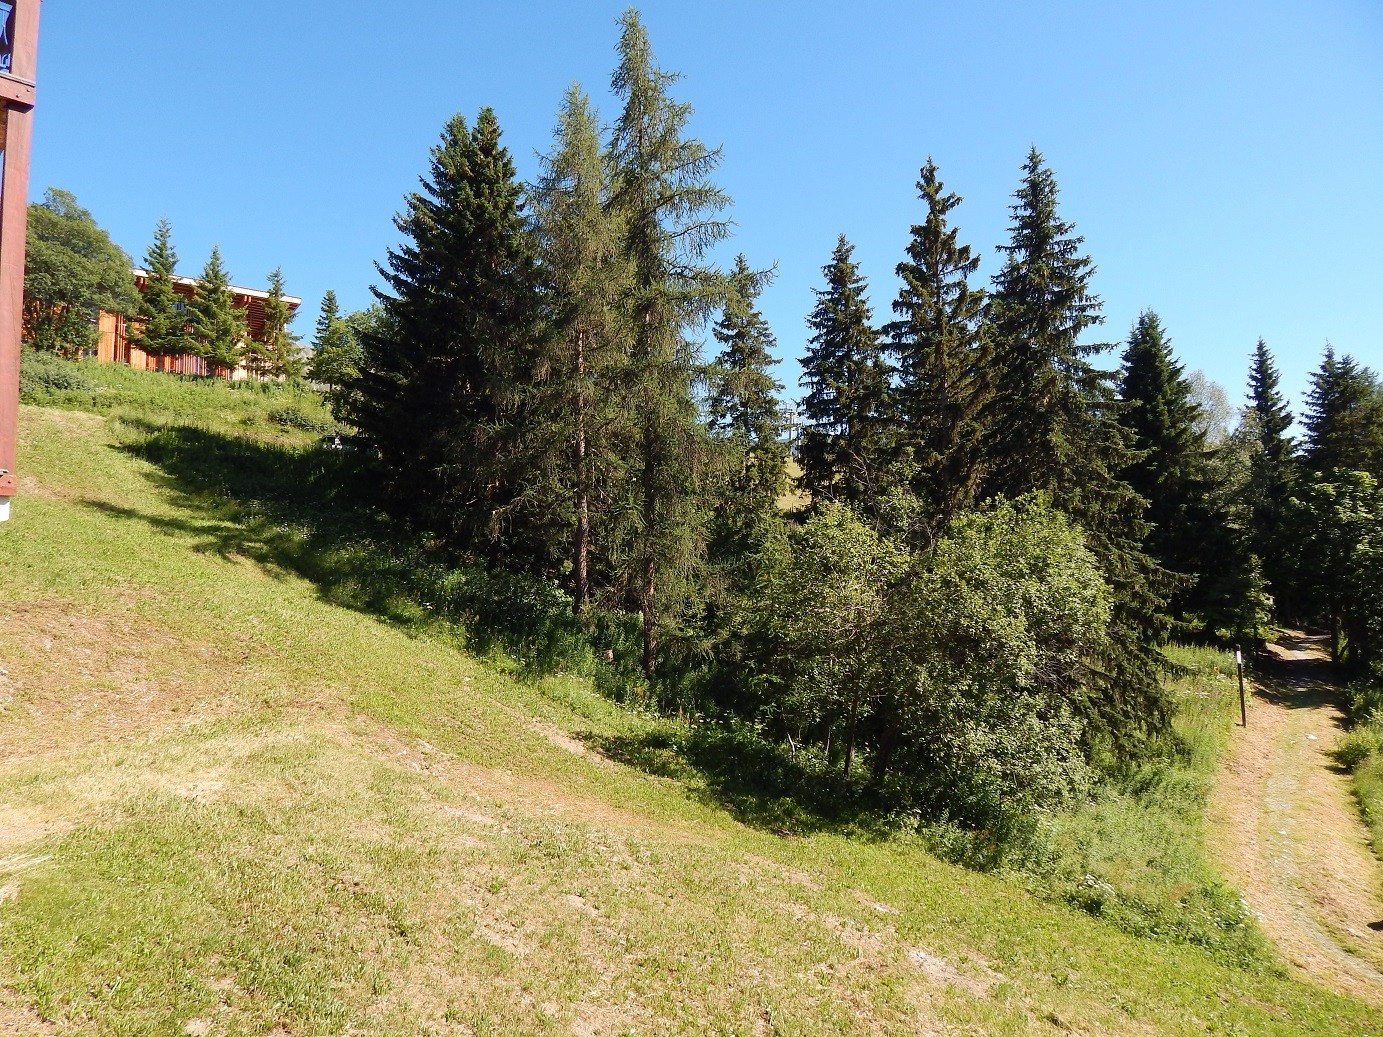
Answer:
0 0 40 514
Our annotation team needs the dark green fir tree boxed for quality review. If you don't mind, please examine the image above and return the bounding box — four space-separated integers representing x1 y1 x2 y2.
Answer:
886 159 990 529
985 148 1169 746
798 235 892 513
128 217 189 370
347 107 544 547
708 253 787 556
1243 338 1296 612
1302 347 1383 480
1118 311 1253 636
190 245 248 375
607 8 730 676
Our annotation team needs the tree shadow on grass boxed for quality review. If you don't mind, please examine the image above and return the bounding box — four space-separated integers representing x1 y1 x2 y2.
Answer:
89 420 610 676
591 724 895 839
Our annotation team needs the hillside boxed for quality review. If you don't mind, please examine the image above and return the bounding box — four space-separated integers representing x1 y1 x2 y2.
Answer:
1 369 1379 1035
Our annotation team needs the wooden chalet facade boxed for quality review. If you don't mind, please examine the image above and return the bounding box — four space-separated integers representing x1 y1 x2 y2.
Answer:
97 269 303 379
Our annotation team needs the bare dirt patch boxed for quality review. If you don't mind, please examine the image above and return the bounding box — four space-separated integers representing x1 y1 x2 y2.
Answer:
1208 631 1383 1003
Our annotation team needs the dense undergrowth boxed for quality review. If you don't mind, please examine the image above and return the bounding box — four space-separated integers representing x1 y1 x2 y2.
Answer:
19 355 1277 970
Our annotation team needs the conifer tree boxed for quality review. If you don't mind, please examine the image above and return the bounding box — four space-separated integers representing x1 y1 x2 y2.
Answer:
607 9 730 676
307 290 353 385
1244 339 1296 610
985 149 1169 745
1118 311 1250 634
128 217 189 371
258 267 303 380
190 245 248 375
798 235 892 512
886 159 990 528
530 84 631 613
708 254 787 553
1302 347 1383 479
347 108 543 546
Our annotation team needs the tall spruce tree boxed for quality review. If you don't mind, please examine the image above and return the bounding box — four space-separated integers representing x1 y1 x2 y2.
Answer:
886 159 990 529
985 149 1169 745
607 9 730 676
128 217 189 370
798 235 892 512
1302 347 1383 479
708 254 787 554
190 245 248 375
1118 311 1251 635
347 108 543 547
1244 339 1296 612
258 267 303 380
530 84 632 613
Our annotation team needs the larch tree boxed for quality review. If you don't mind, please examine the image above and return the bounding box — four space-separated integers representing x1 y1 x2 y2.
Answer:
606 8 730 676
190 245 248 376
347 107 544 548
128 217 189 370
530 84 631 613
797 235 892 514
984 148 1169 746
886 159 990 530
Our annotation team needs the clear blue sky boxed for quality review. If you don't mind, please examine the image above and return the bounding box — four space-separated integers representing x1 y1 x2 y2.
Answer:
33 1 1383 416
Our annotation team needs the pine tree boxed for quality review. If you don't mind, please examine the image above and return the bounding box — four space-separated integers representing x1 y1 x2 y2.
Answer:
607 9 730 676
128 217 189 370
886 159 990 528
708 254 787 553
530 84 632 613
798 235 892 512
1302 347 1383 479
985 149 1169 745
307 289 361 418
190 245 248 376
347 107 543 548
258 267 303 380
1118 312 1251 635
1244 339 1296 612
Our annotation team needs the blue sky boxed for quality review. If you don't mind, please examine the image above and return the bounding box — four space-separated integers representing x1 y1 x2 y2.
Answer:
33 1 1382 417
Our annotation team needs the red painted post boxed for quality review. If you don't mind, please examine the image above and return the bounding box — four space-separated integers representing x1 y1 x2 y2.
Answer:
0 1 40 521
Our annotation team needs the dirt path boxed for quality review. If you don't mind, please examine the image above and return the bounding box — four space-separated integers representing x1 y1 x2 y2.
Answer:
1207 632 1383 1003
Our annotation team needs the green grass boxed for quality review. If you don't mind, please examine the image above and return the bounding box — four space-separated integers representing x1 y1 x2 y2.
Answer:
1030 645 1272 970
1338 681 1383 862
1 362 1379 1033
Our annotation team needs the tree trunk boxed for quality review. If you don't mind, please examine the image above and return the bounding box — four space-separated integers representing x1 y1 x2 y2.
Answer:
843 690 860 778
572 330 590 615
641 560 657 677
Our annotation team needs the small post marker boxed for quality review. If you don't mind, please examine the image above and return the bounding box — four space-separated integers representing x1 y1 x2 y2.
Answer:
1236 647 1247 727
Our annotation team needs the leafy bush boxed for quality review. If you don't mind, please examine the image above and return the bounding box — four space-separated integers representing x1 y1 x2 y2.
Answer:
267 405 331 433
20 348 95 398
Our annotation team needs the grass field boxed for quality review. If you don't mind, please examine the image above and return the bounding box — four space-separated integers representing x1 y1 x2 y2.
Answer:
1 360 1378 1034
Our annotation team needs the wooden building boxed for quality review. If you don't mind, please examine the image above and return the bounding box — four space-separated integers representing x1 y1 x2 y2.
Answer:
97 269 303 379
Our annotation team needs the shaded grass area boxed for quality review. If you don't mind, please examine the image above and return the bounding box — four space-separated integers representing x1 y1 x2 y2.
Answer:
2 396 1381 1032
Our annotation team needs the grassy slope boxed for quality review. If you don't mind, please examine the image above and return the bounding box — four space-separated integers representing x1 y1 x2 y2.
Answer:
0 372 1377 1034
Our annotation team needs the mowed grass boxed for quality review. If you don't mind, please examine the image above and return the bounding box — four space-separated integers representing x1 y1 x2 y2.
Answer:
0 374 1378 1033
